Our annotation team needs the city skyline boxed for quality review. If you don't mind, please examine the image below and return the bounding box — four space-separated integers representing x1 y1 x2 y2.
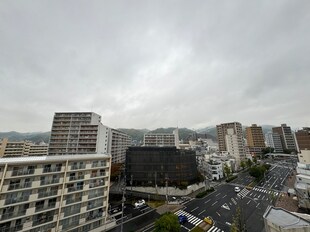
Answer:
1 1 310 132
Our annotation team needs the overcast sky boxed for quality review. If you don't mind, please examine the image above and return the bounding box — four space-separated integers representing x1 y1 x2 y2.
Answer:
1 1 309 132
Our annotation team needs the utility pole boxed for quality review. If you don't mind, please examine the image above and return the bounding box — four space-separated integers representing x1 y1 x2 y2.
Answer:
120 167 126 232
166 179 168 204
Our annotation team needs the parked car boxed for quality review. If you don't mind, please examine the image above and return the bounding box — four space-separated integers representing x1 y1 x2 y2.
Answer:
234 186 241 193
178 215 188 224
134 199 145 208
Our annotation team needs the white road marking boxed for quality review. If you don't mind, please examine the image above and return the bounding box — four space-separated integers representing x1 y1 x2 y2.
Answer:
212 201 218 206
191 207 198 212
198 210 205 215
205 199 211 204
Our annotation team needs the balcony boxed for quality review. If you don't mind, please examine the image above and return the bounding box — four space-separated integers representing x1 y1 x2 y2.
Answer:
35 203 56 213
71 165 86 170
43 167 62 173
40 179 60 186
68 185 83 193
38 189 59 199
66 196 82 205
5 195 29 205
69 175 84 181
0 209 27 221
8 182 32 191
12 169 35 176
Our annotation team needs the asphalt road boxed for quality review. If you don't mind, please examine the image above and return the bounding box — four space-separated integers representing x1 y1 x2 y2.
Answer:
111 159 297 232
174 164 293 232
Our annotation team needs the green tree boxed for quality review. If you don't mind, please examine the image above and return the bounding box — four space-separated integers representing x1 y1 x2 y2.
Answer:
246 159 253 168
240 160 246 170
261 147 274 155
230 207 247 232
154 212 180 232
223 163 231 177
249 165 267 180
253 157 257 164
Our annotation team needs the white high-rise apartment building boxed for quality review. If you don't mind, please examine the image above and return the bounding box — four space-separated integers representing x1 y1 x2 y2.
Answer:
0 154 113 232
217 122 245 167
48 112 131 164
144 128 180 148
48 112 110 155
265 132 283 153
111 129 131 164
225 128 245 167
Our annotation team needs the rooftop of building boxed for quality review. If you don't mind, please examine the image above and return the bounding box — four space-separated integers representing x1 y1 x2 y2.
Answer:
0 153 111 165
264 206 310 229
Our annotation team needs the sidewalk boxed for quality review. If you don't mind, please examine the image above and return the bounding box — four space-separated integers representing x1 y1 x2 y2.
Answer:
156 203 184 214
275 170 301 212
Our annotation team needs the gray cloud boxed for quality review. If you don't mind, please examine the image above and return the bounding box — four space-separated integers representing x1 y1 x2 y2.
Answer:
0 0 309 132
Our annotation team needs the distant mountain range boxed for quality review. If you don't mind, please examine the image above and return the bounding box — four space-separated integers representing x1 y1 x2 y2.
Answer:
0 131 51 144
0 125 274 144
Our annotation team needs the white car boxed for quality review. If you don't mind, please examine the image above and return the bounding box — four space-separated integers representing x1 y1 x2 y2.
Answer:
234 187 241 193
134 199 145 208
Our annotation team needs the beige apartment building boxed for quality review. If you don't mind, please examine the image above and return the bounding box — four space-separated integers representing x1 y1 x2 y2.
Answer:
0 138 48 157
144 128 180 148
245 124 266 156
216 122 245 167
48 112 131 164
0 154 113 232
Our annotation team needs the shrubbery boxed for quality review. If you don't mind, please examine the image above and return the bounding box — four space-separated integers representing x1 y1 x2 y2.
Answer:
196 187 215 198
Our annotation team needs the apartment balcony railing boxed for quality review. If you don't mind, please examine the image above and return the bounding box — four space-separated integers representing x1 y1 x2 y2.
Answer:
35 203 56 213
43 167 62 173
89 181 105 189
8 182 32 191
0 209 27 221
38 189 58 199
68 185 83 193
69 175 84 181
40 179 60 186
90 172 105 178
87 203 103 210
12 169 35 176
66 196 82 205
71 165 86 170
5 196 29 205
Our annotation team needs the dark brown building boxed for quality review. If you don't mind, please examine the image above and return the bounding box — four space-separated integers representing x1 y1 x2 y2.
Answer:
295 127 310 151
125 146 198 186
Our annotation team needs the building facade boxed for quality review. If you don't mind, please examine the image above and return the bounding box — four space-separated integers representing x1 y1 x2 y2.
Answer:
0 154 112 232
295 128 310 152
272 124 297 151
217 122 245 167
110 129 131 164
295 150 310 210
143 128 179 148
265 132 283 153
125 147 198 186
245 124 266 156
48 112 130 164
48 112 109 155
0 138 48 157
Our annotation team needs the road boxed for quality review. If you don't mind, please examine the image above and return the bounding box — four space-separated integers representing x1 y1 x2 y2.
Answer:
111 159 296 232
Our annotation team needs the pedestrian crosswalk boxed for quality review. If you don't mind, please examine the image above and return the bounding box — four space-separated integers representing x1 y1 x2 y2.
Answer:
207 225 224 232
174 209 202 226
236 187 279 199
237 188 250 198
252 187 279 196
